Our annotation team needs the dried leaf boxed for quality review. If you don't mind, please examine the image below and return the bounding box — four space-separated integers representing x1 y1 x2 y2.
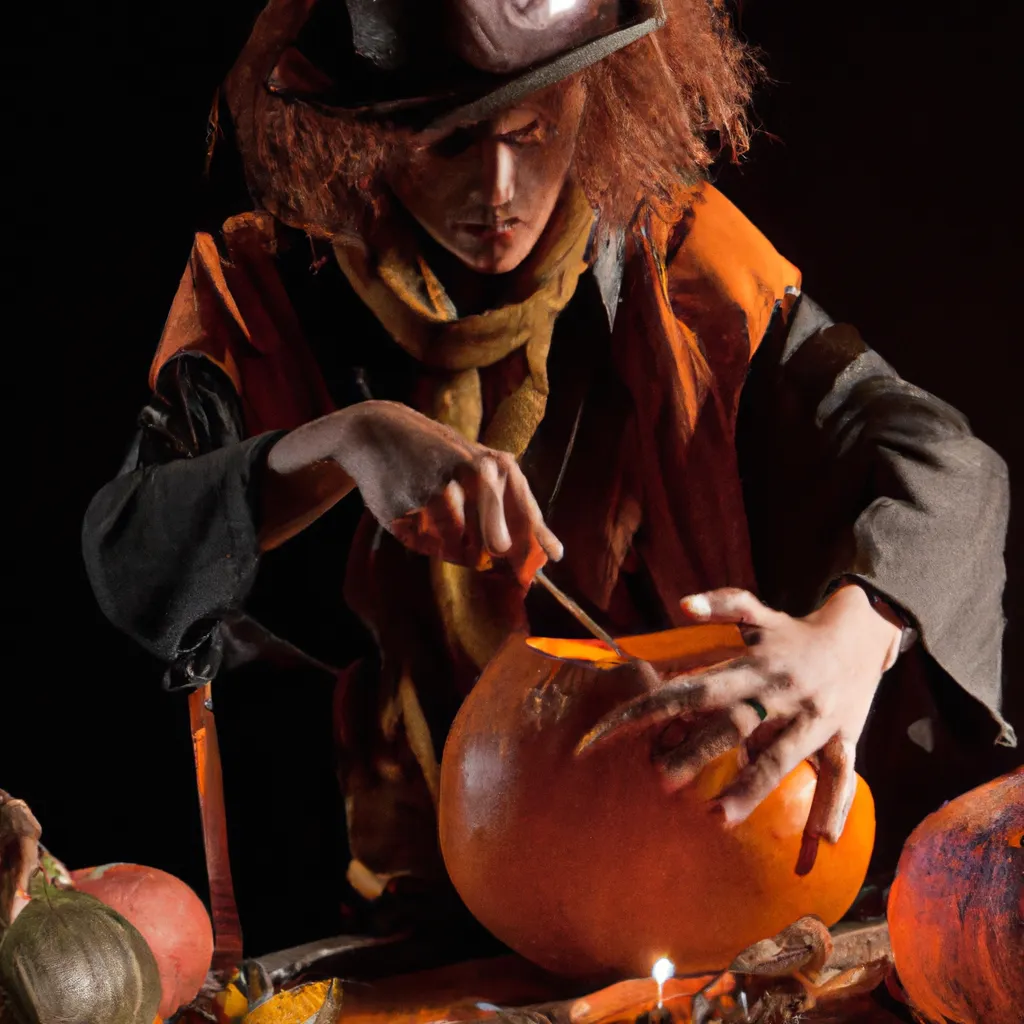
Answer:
812 960 892 1005
729 916 833 978
241 980 336 1024
0 792 42 930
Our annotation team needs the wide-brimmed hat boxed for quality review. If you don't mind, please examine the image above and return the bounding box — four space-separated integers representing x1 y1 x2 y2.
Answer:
265 0 666 132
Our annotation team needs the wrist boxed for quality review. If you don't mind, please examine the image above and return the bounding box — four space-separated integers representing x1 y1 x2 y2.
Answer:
260 409 366 551
821 583 904 672
266 404 367 475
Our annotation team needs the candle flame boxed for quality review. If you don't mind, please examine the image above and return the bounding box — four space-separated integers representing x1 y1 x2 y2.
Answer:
652 957 675 986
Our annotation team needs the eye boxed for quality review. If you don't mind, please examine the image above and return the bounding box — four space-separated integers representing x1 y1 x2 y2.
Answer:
429 127 477 159
502 119 547 146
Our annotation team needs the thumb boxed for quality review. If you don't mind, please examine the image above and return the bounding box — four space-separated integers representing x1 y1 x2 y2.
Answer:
680 587 775 626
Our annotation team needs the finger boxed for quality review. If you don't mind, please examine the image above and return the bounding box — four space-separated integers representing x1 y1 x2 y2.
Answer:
656 702 764 790
797 735 858 878
574 658 766 755
679 588 778 627
500 474 550 585
458 491 487 568
796 737 852 876
421 487 468 559
632 658 663 691
475 456 512 554
504 461 564 562
739 715 793 768
508 534 548 588
389 507 444 559
443 479 466 532
656 708 748 791
714 715 831 826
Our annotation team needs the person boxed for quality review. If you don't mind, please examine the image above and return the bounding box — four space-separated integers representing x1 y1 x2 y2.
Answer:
82 0 1016 954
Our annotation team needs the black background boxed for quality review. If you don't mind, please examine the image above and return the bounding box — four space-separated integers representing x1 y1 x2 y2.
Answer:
7 0 1022 952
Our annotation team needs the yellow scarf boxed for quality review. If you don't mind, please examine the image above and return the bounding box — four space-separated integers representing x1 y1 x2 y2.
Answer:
333 184 596 671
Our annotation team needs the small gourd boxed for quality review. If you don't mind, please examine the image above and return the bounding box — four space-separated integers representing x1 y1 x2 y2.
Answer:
0 792 163 1024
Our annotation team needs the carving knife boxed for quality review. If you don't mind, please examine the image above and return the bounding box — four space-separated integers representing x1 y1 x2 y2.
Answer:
533 568 629 660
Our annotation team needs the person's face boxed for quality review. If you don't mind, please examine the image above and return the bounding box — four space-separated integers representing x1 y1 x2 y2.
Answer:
387 80 586 274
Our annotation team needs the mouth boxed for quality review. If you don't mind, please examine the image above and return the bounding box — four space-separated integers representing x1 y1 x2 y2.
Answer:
454 217 521 241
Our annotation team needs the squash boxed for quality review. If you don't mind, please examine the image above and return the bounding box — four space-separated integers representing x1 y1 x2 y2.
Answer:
0 884 163 1024
0 794 164 1024
71 863 214 1019
887 767 1023 1024
439 630 876 978
241 978 341 1024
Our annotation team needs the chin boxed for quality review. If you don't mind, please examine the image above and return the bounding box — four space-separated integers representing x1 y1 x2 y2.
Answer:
460 241 534 275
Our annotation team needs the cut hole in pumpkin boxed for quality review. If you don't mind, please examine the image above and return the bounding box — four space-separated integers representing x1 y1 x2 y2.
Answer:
525 623 746 670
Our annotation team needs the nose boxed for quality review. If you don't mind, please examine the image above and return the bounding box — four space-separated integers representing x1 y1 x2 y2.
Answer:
481 139 516 208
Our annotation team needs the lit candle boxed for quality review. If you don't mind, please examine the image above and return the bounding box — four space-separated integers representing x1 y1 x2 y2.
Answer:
651 957 675 1010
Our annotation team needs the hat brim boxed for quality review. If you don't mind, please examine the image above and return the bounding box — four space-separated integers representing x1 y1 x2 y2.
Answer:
268 3 665 133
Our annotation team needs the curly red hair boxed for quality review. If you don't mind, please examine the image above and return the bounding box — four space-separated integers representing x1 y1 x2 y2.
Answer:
226 0 759 238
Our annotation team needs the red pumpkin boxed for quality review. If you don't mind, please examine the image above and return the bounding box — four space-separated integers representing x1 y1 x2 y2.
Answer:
439 630 876 979
887 768 1023 1024
72 863 214 1018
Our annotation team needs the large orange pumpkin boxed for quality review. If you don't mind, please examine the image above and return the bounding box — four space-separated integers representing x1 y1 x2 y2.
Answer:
438 629 876 979
887 768 1023 1024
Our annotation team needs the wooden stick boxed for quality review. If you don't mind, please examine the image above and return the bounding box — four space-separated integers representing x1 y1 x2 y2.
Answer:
189 684 243 974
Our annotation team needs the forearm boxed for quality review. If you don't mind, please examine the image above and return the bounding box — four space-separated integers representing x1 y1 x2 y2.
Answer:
258 405 373 551
259 459 356 552
259 399 457 551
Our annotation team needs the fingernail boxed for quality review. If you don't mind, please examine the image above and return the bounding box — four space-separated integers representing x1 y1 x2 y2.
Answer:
796 833 820 876
708 800 728 822
711 798 745 828
682 594 712 618
569 1001 591 1024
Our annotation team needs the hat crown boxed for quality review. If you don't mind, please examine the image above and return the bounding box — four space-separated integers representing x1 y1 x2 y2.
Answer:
344 0 623 76
267 0 664 129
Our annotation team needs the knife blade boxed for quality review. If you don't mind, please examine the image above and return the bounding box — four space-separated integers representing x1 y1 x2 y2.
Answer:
533 568 629 659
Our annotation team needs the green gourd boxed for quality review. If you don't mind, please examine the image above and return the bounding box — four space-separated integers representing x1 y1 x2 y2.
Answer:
0 792 162 1024
0 884 163 1024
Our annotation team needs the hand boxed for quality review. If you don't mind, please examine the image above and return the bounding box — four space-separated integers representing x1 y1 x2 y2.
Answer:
577 585 903 870
267 401 562 582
